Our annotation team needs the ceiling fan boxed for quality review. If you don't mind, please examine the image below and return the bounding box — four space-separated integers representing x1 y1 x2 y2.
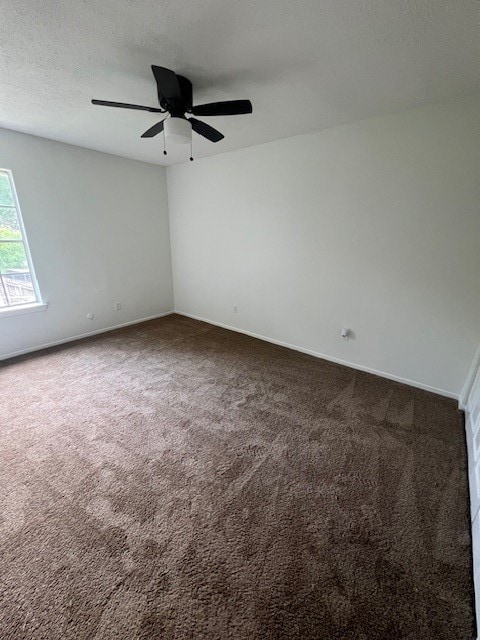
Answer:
92 65 253 158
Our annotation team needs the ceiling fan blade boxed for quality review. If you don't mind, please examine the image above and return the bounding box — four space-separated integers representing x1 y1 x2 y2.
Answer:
151 66 181 104
141 120 165 138
92 99 164 113
191 100 252 116
189 118 224 142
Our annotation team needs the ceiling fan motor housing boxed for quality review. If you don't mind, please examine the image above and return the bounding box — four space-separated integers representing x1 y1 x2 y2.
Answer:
164 117 192 145
160 75 192 115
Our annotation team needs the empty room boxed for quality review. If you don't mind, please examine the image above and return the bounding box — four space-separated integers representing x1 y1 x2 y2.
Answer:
1 1 479 638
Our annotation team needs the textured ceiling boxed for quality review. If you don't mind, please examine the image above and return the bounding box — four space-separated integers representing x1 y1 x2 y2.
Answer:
0 0 478 166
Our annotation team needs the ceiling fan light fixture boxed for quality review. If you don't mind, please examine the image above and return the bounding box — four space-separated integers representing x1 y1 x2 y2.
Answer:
164 117 192 145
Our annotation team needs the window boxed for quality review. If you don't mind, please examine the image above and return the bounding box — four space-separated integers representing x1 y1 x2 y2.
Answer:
0 169 44 314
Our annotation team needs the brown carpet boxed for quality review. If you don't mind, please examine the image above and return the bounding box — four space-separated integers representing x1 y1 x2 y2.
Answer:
0 314 474 639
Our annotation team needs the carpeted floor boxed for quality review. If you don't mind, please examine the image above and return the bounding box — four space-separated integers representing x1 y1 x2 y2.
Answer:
0 314 474 639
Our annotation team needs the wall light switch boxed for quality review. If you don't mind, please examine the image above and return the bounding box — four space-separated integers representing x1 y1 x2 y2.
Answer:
114 302 122 311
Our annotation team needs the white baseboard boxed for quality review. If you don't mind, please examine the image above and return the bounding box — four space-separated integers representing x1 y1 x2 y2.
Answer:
0 311 174 363
2 308 460 404
175 310 459 402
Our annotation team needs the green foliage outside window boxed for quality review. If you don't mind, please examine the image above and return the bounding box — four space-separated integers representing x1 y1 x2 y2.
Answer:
0 229 26 272
0 173 27 272
0 173 14 207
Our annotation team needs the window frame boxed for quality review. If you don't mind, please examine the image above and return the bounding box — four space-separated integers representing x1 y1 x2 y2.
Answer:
0 168 46 317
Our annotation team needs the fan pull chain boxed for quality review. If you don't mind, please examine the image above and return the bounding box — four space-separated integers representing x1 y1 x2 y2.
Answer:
163 129 167 156
190 139 193 162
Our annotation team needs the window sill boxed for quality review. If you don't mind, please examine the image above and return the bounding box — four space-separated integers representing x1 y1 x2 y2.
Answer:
0 302 48 318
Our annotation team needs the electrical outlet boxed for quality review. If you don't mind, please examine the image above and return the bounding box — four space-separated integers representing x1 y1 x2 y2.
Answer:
114 302 122 311
233 305 238 314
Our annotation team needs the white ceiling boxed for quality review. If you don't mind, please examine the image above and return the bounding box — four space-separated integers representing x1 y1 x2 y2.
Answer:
0 0 478 166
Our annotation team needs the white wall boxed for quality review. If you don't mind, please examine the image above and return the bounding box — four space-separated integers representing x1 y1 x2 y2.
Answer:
0 128 173 358
167 97 480 398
